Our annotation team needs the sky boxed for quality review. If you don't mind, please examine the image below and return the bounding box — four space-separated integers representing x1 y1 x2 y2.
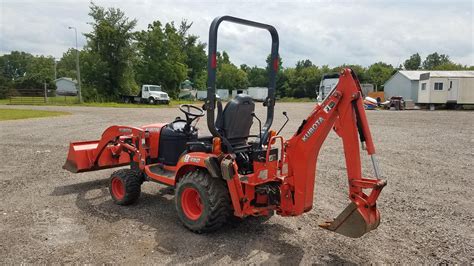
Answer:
0 0 473 68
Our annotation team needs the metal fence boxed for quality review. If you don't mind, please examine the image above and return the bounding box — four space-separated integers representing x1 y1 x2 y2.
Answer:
8 88 79 105
9 89 47 104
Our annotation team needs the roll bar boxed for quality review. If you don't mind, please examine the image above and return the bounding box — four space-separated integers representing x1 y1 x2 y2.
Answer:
205 15 279 152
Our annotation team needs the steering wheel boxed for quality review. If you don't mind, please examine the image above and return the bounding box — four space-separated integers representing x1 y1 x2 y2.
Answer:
179 104 205 123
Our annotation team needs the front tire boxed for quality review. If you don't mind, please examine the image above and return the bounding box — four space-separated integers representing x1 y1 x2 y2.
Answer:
109 169 142 205
149 97 156 105
176 170 231 233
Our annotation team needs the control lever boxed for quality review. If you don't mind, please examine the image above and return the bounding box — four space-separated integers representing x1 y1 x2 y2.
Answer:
251 113 262 146
276 111 289 135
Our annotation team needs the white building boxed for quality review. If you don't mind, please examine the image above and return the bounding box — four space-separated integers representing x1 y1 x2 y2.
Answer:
55 77 77 96
418 71 474 107
384 71 427 102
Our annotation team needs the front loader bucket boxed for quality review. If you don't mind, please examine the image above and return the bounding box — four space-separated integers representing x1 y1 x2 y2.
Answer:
319 202 380 238
63 140 130 173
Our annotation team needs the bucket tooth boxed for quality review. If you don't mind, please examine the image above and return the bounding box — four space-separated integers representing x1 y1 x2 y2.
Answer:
319 202 380 238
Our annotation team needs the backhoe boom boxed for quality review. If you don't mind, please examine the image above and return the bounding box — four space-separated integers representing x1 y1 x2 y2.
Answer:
281 68 386 237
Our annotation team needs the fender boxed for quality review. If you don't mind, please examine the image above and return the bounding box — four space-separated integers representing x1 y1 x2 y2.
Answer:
175 152 221 180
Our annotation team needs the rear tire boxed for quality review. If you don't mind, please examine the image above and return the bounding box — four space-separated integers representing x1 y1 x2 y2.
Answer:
176 170 231 233
109 169 142 205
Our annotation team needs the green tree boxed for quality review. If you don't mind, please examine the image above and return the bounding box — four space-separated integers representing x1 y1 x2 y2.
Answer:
332 64 368 83
56 49 77 79
194 69 207 90
403 53 421 70
0 51 34 81
367 62 395 90
422 52 452 70
0 51 55 93
216 51 231 65
177 20 207 85
281 62 321 98
182 35 207 85
136 21 187 97
432 62 470 70
214 52 249 91
295 59 313 69
245 66 267 87
84 2 138 98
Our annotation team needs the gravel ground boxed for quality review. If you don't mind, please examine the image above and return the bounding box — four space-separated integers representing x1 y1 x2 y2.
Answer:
0 103 472 264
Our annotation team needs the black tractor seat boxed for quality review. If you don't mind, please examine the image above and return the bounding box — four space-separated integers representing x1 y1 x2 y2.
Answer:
216 94 255 147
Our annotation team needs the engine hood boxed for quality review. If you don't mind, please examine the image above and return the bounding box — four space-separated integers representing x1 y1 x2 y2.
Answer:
150 91 169 98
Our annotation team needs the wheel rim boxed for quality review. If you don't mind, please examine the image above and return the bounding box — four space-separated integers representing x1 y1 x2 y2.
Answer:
111 177 125 200
181 187 203 220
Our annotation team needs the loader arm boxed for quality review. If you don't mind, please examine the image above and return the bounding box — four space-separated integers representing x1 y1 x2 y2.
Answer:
282 68 386 238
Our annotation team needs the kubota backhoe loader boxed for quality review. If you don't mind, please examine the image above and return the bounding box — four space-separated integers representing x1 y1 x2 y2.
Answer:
63 16 386 237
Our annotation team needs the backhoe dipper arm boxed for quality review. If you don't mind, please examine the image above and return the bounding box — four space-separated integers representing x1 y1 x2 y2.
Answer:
283 68 386 238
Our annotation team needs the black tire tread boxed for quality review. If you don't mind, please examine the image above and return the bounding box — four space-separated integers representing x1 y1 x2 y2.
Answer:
176 170 231 233
109 169 142 205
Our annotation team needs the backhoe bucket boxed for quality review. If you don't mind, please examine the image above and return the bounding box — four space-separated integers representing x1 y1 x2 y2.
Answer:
319 202 380 238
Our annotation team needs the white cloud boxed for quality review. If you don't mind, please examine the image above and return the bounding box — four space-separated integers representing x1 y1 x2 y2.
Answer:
0 0 472 67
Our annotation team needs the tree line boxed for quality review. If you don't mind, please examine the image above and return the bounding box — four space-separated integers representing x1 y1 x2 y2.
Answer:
1 2 472 100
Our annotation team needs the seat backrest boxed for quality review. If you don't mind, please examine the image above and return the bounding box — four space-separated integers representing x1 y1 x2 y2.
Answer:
216 94 255 142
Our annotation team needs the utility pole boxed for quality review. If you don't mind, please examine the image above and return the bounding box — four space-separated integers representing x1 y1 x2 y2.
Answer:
54 58 57 80
44 82 48 103
68 26 82 103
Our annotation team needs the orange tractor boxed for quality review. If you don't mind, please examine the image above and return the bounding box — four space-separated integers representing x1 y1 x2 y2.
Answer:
64 16 386 237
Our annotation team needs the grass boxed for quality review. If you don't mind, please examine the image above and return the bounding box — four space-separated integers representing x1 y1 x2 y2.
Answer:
0 97 198 108
0 96 315 107
0 108 70 121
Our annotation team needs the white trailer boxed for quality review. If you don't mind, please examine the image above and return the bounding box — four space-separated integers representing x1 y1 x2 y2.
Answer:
247 87 268 101
196 91 207 100
217 89 229 100
418 71 474 109
317 74 339 102
231 89 248 98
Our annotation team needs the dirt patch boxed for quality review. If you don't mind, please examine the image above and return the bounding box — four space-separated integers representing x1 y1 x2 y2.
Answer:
0 104 472 264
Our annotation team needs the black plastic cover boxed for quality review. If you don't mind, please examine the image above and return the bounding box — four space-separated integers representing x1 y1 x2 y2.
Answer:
158 123 197 166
